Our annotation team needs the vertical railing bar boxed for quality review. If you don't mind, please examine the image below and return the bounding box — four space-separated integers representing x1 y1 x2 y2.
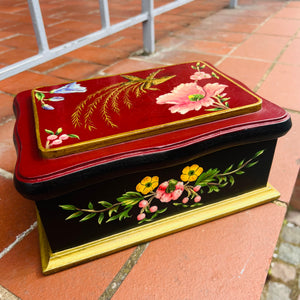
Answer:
229 0 238 8
99 0 111 28
142 0 155 54
27 0 49 53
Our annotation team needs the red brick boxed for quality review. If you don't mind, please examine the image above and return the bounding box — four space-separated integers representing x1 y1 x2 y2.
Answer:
278 38 300 65
0 230 135 300
231 34 289 61
1 35 38 51
143 49 221 66
258 64 300 111
0 177 36 251
32 56 73 73
113 203 287 299
49 61 103 81
0 72 66 95
50 20 101 35
218 57 271 91
107 37 143 54
0 93 14 122
0 120 17 173
275 7 300 19
0 48 37 66
256 18 300 36
178 40 234 55
102 59 165 75
65 45 129 65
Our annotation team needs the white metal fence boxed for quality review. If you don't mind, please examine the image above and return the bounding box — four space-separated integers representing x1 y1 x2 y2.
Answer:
0 0 238 81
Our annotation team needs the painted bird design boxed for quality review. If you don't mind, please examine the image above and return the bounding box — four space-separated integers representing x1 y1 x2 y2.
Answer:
72 69 175 130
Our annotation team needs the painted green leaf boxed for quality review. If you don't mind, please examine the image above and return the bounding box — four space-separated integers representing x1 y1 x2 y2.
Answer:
254 149 264 158
208 185 219 193
88 202 94 209
68 134 80 139
98 213 104 225
190 203 203 208
246 161 258 168
206 108 222 112
195 168 220 186
238 160 245 168
35 92 45 101
218 176 226 184
80 213 96 222
108 206 118 217
66 211 83 220
59 204 77 211
119 209 131 220
98 201 112 208
224 164 233 173
106 214 120 223
45 129 54 135
229 176 235 186
220 182 228 188
221 97 230 101
191 65 197 70
117 191 143 205
236 171 245 175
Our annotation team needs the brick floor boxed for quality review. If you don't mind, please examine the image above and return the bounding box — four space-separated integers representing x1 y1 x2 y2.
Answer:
0 0 299 299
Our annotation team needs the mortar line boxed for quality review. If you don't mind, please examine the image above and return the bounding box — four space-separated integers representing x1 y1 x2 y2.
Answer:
254 27 300 93
98 242 149 300
215 2 286 67
0 168 13 180
285 108 300 115
0 221 37 259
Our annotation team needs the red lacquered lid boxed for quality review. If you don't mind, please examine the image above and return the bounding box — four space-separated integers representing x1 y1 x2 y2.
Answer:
31 61 261 158
13 61 291 200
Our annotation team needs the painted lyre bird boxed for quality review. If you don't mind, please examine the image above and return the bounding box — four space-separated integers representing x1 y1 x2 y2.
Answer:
72 69 176 130
121 69 175 93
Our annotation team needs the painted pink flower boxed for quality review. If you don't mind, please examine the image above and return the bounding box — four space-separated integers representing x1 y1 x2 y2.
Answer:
156 180 184 203
59 134 69 141
190 71 211 81
182 197 189 204
193 185 201 192
137 213 146 221
50 139 63 146
194 196 201 203
138 200 149 208
149 206 158 213
156 82 227 114
47 134 58 141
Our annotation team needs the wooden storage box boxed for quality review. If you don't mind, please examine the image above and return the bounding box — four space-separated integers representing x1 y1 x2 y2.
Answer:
13 61 291 274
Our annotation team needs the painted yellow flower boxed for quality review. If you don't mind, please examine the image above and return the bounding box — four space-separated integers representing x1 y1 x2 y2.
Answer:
136 176 159 195
181 164 203 182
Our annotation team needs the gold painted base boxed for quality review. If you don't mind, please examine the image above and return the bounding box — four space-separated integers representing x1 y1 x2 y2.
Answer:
37 184 280 275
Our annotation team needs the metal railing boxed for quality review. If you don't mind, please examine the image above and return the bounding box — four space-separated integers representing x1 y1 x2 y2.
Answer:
0 0 238 81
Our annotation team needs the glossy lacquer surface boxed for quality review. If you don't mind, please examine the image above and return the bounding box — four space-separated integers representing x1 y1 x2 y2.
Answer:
13 62 291 201
31 61 261 158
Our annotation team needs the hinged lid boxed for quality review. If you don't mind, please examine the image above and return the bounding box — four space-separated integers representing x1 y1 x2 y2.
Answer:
31 61 262 158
